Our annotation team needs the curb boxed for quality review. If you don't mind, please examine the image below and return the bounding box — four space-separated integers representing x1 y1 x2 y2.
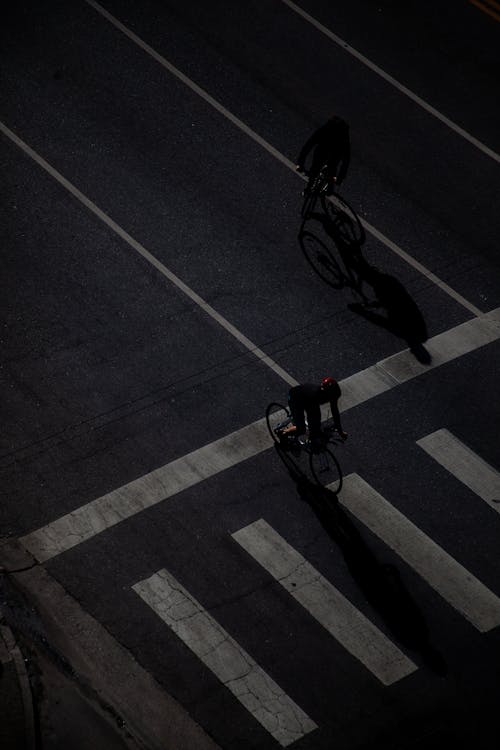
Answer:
0 622 37 750
1 539 221 750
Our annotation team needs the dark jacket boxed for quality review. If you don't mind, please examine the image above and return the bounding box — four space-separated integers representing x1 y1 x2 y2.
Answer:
288 382 344 437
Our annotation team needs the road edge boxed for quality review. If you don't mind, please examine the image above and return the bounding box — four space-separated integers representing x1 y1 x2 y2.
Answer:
0 540 220 750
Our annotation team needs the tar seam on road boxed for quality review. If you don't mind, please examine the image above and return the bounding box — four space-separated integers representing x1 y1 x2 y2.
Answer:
0 121 298 388
281 0 500 164
19 308 500 562
83 0 483 317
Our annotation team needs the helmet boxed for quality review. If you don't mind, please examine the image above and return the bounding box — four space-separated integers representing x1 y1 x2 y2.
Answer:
321 377 337 390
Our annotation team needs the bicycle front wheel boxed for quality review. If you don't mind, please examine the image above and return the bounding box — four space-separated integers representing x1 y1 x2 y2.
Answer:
266 402 292 443
301 190 317 219
309 447 343 493
322 192 365 246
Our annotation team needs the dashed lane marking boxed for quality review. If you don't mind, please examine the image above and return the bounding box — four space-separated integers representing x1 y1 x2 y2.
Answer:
132 568 318 746
19 308 500 563
232 519 417 685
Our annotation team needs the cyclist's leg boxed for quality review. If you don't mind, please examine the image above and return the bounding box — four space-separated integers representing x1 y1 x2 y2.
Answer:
324 158 340 194
305 405 322 441
304 153 323 194
266 403 292 442
287 394 307 435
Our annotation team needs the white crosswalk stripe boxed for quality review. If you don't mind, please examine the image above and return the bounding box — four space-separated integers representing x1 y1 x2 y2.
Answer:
417 429 500 512
19 309 500 563
132 569 317 747
338 474 500 632
232 519 417 685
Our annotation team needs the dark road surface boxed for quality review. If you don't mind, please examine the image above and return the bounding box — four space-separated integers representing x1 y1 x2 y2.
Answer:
2 2 499 748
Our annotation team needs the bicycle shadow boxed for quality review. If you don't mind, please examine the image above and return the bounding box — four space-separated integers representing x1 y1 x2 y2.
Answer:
299 220 368 299
299 211 432 364
274 443 446 674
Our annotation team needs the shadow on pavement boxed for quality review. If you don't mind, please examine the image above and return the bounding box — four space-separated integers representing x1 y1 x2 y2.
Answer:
299 209 432 364
274 444 446 675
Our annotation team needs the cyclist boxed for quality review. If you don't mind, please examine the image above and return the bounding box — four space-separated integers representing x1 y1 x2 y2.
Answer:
282 377 348 444
296 116 350 194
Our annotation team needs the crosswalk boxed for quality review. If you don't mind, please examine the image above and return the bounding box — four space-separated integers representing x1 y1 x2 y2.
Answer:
19 308 500 563
339 474 500 632
417 429 500 512
132 569 318 747
232 519 417 685
129 430 500 745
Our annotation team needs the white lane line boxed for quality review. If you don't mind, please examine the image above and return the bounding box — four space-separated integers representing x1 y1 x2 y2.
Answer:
0 121 297 388
232 519 417 685
84 0 482 316
357 217 482 317
281 0 500 164
21 419 271 562
19 308 500 562
84 0 294 171
338 474 500 632
132 569 317 746
417 429 500 511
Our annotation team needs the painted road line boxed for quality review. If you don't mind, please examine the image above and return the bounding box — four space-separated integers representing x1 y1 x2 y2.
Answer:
417 429 500 511
469 0 500 23
281 0 500 164
21 419 271 563
338 474 500 632
356 216 482 316
84 0 295 172
20 308 500 562
132 569 317 747
0 121 297 388
232 519 416 685
84 1 483 315
336 306 500 411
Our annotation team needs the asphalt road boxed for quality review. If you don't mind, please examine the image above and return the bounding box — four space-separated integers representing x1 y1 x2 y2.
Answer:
2 1 500 749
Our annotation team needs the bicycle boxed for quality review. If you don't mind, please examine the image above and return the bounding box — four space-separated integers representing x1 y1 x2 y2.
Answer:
299 165 364 246
265 402 343 493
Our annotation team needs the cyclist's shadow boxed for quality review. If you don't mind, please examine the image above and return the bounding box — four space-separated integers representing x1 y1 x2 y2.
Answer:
349 263 431 363
300 211 431 364
274 443 446 674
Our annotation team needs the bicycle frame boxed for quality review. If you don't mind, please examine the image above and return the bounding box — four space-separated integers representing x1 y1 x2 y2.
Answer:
301 166 330 219
265 402 343 491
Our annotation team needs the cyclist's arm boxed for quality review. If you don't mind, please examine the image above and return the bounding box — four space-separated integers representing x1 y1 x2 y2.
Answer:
296 131 320 172
329 400 348 440
335 141 351 185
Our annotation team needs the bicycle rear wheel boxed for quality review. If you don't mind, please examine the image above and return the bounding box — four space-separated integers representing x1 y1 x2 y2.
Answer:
299 230 344 289
266 402 292 443
309 447 343 493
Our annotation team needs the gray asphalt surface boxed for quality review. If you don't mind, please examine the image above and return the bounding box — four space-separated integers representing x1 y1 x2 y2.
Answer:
2 1 500 748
